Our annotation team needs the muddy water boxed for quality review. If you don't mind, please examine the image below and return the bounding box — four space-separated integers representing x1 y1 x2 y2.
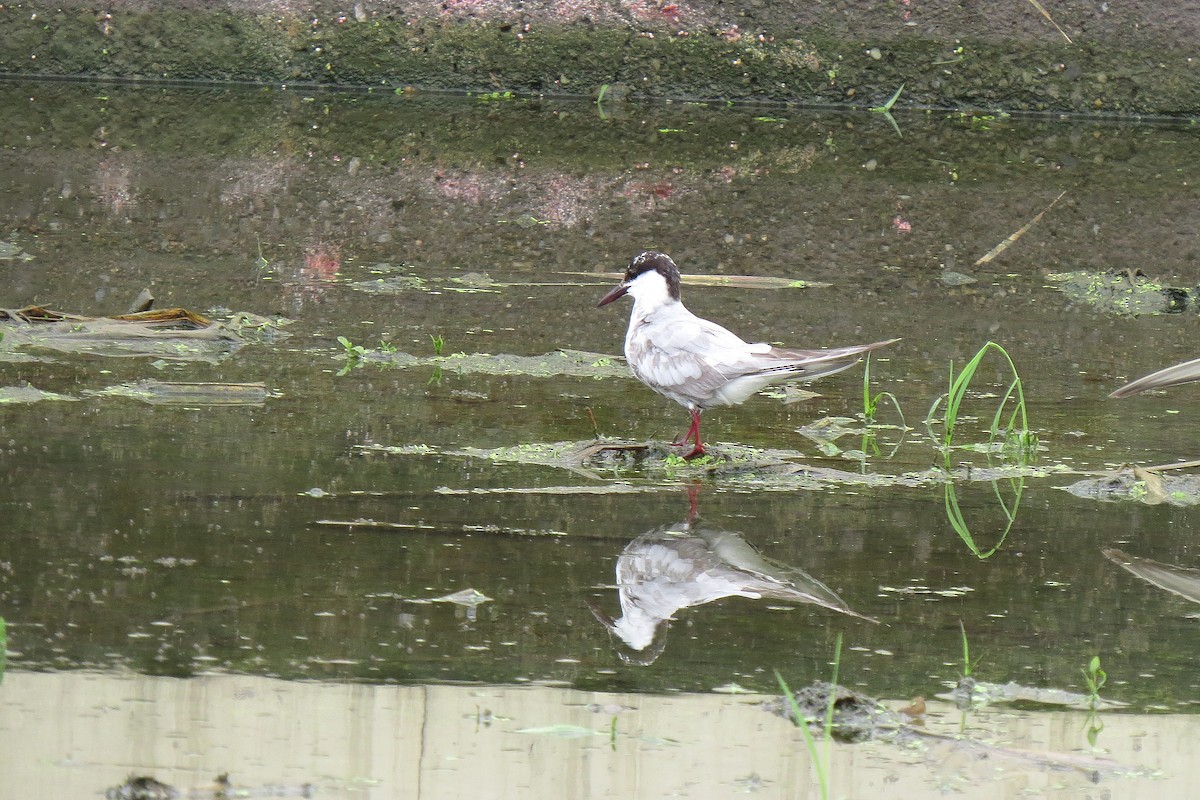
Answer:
3 81 1200 795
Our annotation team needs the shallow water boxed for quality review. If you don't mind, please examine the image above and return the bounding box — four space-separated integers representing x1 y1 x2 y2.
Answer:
3 80 1200 795
2 670 1192 799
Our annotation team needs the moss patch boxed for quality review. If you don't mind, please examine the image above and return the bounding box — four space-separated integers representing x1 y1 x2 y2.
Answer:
1 2 1198 114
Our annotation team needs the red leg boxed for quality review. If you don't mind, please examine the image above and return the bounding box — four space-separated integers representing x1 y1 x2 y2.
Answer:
681 409 705 459
671 409 698 446
670 425 692 447
685 481 702 522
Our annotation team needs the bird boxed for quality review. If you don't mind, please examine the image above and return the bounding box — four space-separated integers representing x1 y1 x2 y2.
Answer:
589 517 876 663
597 250 898 458
1110 356 1200 398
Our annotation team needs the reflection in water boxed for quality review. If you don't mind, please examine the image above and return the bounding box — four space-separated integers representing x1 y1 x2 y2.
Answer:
93 156 137 217
591 517 875 664
370 587 494 623
1104 548 1200 605
942 474 1025 559
284 240 342 310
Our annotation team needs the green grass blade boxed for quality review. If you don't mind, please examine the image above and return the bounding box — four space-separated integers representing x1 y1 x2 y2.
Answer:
924 393 947 429
942 341 1033 449
862 354 875 421
869 83 906 112
861 354 905 428
959 620 971 677
944 477 1021 559
823 633 843 768
775 670 828 798
938 342 1032 557
944 482 982 557
876 391 906 430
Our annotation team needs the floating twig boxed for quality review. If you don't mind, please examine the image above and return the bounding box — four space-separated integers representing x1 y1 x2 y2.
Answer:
1134 458 1200 473
973 190 1068 267
314 519 568 536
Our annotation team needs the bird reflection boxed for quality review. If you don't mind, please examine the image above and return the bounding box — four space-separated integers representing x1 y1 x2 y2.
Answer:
1104 548 1200 605
590 517 876 664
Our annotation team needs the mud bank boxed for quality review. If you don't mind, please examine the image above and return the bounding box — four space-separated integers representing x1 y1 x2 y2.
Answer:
1 0 1197 115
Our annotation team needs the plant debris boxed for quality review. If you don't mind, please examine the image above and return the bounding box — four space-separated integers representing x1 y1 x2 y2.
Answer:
0 385 77 404
766 681 1131 777
0 305 290 362
345 348 629 379
1061 466 1200 505
944 676 1127 710
87 381 274 406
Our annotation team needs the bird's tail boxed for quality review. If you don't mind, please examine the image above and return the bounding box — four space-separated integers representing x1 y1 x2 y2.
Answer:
772 338 900 380
1110 356 1200 398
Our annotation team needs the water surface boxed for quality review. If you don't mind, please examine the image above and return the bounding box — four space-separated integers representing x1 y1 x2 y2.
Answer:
2 81 1200 796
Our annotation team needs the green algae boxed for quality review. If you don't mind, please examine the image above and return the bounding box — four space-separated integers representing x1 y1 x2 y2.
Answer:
430 350 627 378
0 241 35 261
350 275 430 295
0 306 290 363
360 437 1076 494
2 325 244 362
1046 270 1196 316
938 679 1129 711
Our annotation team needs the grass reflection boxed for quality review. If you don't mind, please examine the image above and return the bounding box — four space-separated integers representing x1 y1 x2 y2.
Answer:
928 342 1035 558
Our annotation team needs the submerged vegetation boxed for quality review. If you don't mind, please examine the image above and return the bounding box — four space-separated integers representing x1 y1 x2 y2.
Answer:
349 332 1096 561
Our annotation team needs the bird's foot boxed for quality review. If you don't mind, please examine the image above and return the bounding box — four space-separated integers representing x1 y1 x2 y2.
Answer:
681 442 706 460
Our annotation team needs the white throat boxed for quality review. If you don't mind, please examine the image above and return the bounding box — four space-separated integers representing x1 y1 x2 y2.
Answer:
626 269 677 316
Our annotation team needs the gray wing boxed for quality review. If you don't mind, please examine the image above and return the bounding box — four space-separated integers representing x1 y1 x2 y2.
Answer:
630 306 894 406
627 315 768 405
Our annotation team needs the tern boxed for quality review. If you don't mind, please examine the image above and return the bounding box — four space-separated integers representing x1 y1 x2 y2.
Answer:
597 250 898 458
